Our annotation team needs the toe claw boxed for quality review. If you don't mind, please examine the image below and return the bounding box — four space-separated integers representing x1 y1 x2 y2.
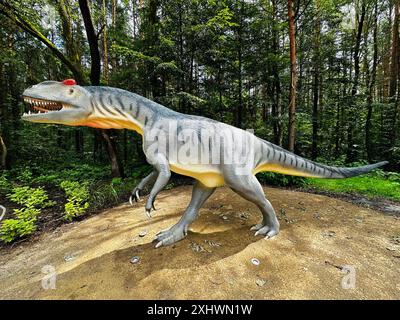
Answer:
155 241 163 248
152 202 156 211
129 188 141 205
250 223 263 231
145 209 152 218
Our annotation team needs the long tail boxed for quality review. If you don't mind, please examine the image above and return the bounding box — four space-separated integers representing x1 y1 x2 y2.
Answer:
255 140 388 179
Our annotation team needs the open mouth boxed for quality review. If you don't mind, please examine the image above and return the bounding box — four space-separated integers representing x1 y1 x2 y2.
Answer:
22 96 72 116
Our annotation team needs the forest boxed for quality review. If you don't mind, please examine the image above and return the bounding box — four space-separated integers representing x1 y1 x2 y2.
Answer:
0 0 399 244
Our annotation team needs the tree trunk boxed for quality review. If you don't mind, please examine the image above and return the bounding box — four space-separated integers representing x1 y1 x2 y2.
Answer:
78 0 101 85
287 0 297 152
382 0 400 161
0 136 6 168
102 0 109 84
55 0 86 158
236 0 244 128
101 131 123 178
346 0 366 163
365 2 378 162
53 0 82 73
78 0 124 178
311 0 321 160
271 0 282 146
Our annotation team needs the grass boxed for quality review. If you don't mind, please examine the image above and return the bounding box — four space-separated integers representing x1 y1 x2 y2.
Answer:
306 173 400 202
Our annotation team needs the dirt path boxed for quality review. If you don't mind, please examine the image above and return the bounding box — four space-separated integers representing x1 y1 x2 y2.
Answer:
1 186 399 299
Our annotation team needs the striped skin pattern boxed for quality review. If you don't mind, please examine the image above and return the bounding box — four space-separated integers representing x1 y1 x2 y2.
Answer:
21 81 388 248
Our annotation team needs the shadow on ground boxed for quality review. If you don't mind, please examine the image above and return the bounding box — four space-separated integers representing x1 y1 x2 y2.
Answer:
1 186 399 299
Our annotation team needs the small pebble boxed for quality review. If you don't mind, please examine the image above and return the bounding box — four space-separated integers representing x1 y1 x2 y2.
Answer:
64 253 78 262
189 242 207 253
204 239 221 247
222 215 228 220
130 256 140 264
139 230 148 237
251 258 260 266
256 279 266 287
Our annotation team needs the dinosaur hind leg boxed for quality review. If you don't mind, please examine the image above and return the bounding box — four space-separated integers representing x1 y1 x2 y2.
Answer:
225 173 280 239
154 181 215 248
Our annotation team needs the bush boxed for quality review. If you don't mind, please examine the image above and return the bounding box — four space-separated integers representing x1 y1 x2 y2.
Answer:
256 172 306 187
7 186 55 209
64 201 89 222
0 187 53 243
0 173 12 196
89 177 138 209
60 181 90 221
0 219 37 243
15 168 34 184
13 207 41 220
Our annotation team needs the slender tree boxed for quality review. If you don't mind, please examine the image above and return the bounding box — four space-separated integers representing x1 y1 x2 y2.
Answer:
365 1 378 162
78 0 124 177
287 0 297 152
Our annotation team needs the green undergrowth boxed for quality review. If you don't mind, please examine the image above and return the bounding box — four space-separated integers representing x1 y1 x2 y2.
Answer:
258 168 400 201
0 163 151 243
1 160 398 244
306 171 400 201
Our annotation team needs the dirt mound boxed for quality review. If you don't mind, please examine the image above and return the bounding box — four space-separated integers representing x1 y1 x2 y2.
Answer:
0 186 399 299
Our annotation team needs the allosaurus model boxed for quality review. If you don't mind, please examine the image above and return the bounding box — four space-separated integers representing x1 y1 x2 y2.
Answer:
22 79 388 248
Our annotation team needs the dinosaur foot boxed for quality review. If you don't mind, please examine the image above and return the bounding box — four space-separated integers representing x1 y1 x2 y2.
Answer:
129 188 141 206
154 225 187 248
250 223 279 239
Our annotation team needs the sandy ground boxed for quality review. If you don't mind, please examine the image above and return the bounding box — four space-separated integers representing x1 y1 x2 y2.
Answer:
0 185 399 300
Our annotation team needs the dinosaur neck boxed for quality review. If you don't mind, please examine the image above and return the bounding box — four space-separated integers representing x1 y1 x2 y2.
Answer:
81 87 176 134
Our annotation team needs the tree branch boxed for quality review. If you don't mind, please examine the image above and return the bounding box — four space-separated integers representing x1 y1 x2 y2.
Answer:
96 24 106 40
0 0 86 84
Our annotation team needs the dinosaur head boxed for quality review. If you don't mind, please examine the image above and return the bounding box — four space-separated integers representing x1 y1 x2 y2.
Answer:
21 80 93 126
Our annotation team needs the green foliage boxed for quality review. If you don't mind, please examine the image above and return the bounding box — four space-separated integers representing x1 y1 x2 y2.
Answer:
13 207 41 221
60 181 90 221
64 201 89 222
0 186 53 243
131 165 153 179
111 44 161 64
307 171 400 201
1 0 400 246
0 173 12 196
206 6 238 29
154 61 182 74
0 219 37 243
7 186 55 209
16 168 33 183
33 164 108 184
89 177 138 209
257 172 306 187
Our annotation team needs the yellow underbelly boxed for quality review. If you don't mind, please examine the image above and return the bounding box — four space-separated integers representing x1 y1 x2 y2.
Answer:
170 164 225 188
80 117 144 134
170 162 320 188
253 163 319 178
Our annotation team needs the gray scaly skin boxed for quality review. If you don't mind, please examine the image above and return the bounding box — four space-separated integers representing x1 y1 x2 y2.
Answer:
21 81 388 248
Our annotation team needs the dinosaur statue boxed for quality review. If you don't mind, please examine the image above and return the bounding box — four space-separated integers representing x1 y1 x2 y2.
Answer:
21 79 388 248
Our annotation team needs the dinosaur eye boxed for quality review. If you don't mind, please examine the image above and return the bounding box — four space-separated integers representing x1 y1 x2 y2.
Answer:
69 88 74 94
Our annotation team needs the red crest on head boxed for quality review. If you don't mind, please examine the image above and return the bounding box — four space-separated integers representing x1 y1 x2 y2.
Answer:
62 79 77 86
